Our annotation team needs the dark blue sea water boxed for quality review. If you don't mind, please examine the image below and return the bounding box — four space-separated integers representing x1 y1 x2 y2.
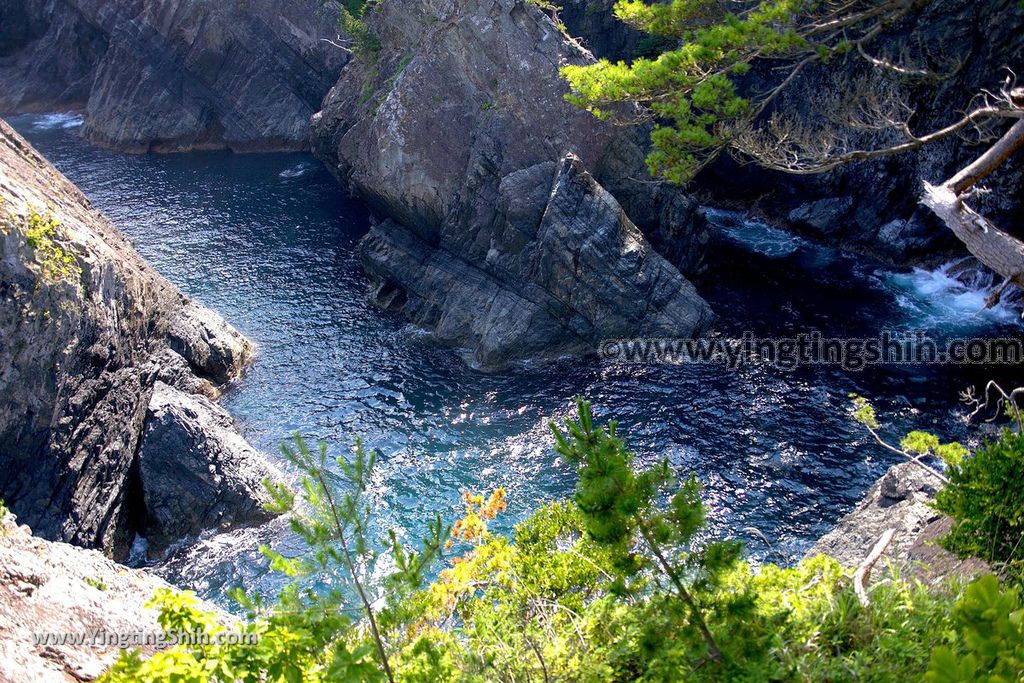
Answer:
9 112 1024 607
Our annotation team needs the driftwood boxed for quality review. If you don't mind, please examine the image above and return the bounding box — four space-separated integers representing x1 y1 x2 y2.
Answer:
854 528 896 607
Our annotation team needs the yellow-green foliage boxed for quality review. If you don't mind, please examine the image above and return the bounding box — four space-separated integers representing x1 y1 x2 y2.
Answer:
102 402 1024 682
22 208 79 280
850 396 1023 583
926 575 1024 682
559 0 924 183
935 430 1024 583
562 0 806 182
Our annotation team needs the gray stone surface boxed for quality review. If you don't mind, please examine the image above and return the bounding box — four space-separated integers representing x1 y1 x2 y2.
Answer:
0 510 227 682
167 301 253 386
0 118 259 558
787 197 854 237
809 462 989 585
0 0 349 151
312 0 710 367
558 0 646 62
139 383 281 554
360 154 712 369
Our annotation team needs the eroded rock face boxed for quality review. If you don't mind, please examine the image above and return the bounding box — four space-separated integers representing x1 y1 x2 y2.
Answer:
809 463 989 585
0 511 227 682
139 383 281 554
0 118 261 558
0 0 348 152
362 154 712 368
312 0 710 367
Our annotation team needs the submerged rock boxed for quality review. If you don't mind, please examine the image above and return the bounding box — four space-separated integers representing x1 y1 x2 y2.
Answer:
786 197 854 238
0 118 266 559
139 383 281 554
0 0 348 152
0 511 227 682
312 0 710 367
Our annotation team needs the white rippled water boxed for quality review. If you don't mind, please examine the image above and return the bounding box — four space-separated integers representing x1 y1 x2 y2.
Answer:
25 112 85 130
279 162 312 179
880 259 1021 330
704 207 806 258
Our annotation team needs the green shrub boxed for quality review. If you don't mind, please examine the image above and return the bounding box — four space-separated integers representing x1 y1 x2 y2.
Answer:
23 208 79 280
85 577 109 592
338 7 381 57
934 429 1024 583
926 575 1024 682
319 0 381 57
102 400 1023 682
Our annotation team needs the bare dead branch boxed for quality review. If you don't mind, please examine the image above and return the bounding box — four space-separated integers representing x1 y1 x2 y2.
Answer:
734 101 1022 175
854 529 896 607
948 118 1024 193
855 41 935 78
961 381 1024 430
320 35 354 53
861 422 950 484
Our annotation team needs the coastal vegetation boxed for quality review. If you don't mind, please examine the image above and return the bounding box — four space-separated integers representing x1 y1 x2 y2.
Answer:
323 0 381 56
1 204 79 281
23 208 78 280
2 0 1022 681
102 398 1024 682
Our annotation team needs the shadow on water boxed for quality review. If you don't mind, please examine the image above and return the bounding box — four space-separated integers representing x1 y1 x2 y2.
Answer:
9 114 1023 607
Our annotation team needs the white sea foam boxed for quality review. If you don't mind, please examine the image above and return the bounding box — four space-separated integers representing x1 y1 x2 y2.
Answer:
279 162 311 179
878 258 1021 330
704 207 805 258
30 112 85 130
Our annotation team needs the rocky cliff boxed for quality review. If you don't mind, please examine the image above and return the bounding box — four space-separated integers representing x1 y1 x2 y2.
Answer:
0 510 228 682
311 0 712 369
558 0 647 62
0 118 279 559
0 0 348 152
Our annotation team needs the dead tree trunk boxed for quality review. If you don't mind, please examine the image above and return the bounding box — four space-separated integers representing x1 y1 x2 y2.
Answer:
920 119 1024 300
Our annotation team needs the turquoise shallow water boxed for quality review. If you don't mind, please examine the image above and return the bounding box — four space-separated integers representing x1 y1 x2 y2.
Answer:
9 112 1024 606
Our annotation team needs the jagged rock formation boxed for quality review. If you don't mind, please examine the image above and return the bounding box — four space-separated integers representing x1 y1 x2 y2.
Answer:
0 118 276 559
0 0 348 152
139 383 281 554
312 0 711 369
362 154 713 368
0 511 227 682
809 463 989 585
697 0 1024 265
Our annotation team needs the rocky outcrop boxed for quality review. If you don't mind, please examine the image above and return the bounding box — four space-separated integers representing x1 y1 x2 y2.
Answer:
809 463 989 585
312 0 711 368
697 0 1024 265
0 118 275 559
139 383 281 554
0 511 227 682
0 0 348 152
362 154 712 368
